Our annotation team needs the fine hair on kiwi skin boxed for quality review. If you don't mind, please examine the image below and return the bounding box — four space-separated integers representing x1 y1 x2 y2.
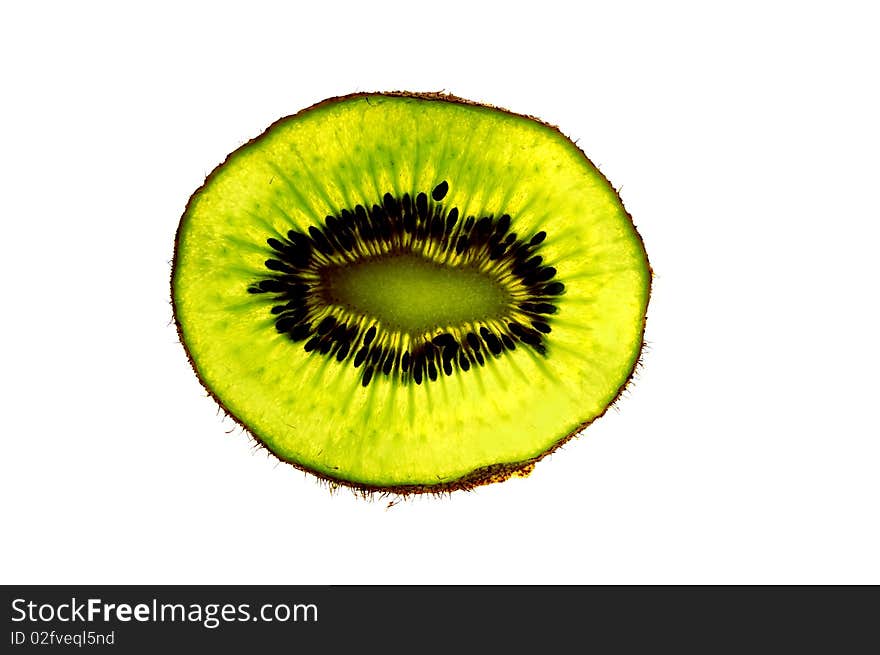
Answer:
171 91 652 498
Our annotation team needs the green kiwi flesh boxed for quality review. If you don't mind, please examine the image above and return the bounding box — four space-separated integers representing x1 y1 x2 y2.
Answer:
172 92 651 493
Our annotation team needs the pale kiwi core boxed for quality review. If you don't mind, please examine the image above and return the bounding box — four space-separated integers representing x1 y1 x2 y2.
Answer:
320 254 512 333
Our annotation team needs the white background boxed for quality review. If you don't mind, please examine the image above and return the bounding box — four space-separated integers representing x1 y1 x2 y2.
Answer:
1 1 878 584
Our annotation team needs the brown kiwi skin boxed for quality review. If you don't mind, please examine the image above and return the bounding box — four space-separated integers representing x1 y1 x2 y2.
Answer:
171 90 653 498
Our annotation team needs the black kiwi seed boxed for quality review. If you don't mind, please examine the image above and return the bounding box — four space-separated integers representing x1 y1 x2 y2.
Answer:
446 208 459 229
382 353 395 376
317 316 336 334
432 180 449 201
416 192 428 219
289 324 312 342
532 321 552 334
258 279 286 293
481 329 502 355
542 282 565 295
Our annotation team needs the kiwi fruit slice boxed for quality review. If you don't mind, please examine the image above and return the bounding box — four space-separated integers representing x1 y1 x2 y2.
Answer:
172 92 650 494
